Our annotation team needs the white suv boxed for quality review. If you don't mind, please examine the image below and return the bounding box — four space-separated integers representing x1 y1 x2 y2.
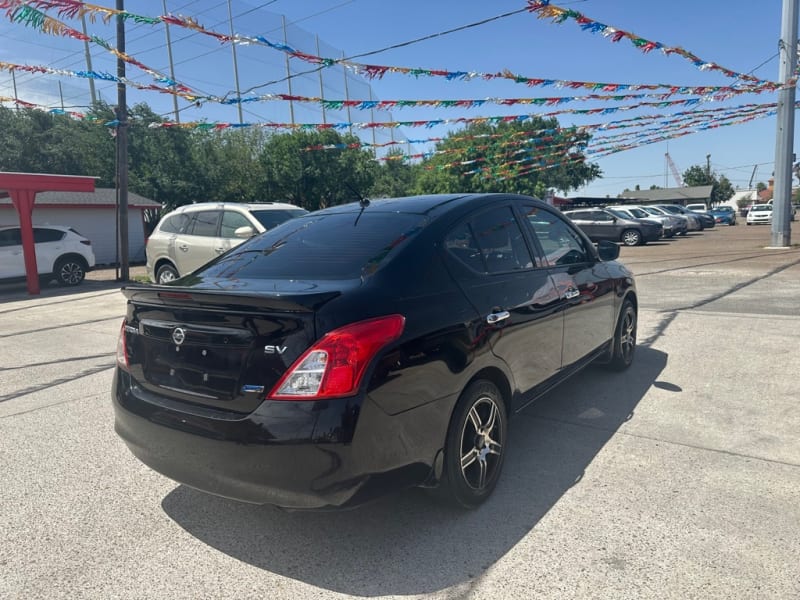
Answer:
0 225 96 286
146 202 308 283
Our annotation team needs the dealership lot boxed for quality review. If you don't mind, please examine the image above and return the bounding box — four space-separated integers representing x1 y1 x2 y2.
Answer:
1 225 799 599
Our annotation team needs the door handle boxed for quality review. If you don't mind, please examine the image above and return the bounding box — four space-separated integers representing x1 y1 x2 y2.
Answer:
564 287 580 300
178 244 189 252
486 310 510 324
214 247 225 253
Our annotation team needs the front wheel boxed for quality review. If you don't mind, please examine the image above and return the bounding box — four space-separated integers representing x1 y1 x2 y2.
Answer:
621 229 642 246
436 380 508 509
605 299 637 371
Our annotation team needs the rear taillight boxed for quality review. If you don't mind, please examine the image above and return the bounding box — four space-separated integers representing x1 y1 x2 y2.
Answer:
269 314 405 400
116 320 130 372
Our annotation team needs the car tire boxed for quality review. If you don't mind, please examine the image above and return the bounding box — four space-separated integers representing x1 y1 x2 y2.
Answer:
156 263 179 284
54 256 87 286
436 380 507 509
621 229 642 246
605 299 637 371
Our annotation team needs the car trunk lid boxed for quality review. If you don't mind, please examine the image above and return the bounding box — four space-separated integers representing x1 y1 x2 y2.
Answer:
120 282 345 414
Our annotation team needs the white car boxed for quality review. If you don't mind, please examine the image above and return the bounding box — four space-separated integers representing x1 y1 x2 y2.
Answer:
607 205 685 237
146 202 308 283
685 203 708 213
746 204 772 225
0 225 96 286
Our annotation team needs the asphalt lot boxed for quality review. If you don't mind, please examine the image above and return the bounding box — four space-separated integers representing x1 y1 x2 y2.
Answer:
1 224 799 599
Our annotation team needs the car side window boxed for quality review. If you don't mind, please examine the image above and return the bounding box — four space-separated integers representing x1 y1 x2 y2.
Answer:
445 207 533 274
520 205 590 267
220 211 253 238
186 211 221 237
159 213 190 234
33 228 65 243
0 228 22 247
594 211 613 222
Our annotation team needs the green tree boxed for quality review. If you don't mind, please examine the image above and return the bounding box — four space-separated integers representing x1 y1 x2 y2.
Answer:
259 130 376 210
369 149 417 198
683 164 735 204
413 118 600 196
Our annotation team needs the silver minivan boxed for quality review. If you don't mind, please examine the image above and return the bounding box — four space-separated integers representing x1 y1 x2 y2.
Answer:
146 202 308 283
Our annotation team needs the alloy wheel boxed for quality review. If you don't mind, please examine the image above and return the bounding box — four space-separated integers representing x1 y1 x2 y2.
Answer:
59 262 84 285
459 396 503 490
619 306 637 363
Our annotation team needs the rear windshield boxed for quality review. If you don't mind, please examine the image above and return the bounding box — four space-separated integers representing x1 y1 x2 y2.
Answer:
249 208 308 230
197 212 427 280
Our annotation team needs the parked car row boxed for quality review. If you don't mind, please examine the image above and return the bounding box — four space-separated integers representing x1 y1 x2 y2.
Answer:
562 202 716 246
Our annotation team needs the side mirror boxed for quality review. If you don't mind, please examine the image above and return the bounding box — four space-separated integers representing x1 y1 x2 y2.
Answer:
596 239 620 261
233 225 256 239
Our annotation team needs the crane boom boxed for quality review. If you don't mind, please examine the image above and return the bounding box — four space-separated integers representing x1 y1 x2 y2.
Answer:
665 152 683 187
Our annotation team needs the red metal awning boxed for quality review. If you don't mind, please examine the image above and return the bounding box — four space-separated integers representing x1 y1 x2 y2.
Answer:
0 172 96 295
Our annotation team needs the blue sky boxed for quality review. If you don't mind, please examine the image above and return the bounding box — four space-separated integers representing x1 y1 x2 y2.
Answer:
0 0 796 197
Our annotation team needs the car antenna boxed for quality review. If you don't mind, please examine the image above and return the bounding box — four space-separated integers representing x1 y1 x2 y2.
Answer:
346 182 370 208
346 182 370 226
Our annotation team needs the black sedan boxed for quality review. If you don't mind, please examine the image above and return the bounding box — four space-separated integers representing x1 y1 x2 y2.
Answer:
113 194 637 510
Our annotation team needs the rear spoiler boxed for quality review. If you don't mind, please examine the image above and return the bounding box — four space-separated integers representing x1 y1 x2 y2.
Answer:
121 283 341 313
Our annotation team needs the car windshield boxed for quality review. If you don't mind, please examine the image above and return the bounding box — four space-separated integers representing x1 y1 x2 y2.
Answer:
250 208 309 230
752 205 772 211
620 207 648 218
713 206 732 212
606 209 630 220
639 206 662 216
658 205 680 214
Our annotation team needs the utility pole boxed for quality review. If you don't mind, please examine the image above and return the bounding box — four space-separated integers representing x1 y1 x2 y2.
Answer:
771 0 798 247
80 14 97 105
227 0 244 125
162 0 180 123
116 0 129 281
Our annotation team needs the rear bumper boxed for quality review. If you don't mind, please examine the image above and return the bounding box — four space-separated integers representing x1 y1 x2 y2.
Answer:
112 369 444 509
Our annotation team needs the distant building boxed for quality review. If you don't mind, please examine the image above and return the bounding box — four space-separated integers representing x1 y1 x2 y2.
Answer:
0 188 160 264
617 185 714 206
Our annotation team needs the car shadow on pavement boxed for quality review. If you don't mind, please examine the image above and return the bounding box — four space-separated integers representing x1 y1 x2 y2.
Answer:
0 279 123 304
161 345 668 596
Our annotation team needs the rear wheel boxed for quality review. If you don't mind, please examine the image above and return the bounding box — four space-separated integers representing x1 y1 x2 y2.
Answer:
621 229 642 246
156 263 179 284
54 256 87 286
605 299 637 371
436 380 507 509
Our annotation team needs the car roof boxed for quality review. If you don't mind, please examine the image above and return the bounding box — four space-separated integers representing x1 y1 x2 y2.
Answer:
0 224 71 231
309 193 547 217
170 201 305 213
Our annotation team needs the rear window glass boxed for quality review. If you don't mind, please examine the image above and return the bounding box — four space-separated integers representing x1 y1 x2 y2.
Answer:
198 212 427 280
250 209 308 230
33 228 65 243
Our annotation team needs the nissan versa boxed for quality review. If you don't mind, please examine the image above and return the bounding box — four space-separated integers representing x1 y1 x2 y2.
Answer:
113 194 638 510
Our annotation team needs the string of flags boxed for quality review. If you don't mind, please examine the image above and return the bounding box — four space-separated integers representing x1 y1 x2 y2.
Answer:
1 0 782 98
525 1 772 85
1 1 199 95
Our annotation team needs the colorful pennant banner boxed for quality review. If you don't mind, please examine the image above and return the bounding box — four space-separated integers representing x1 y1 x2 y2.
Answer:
1 1 198 94
526 1 770 84
4 0 781 96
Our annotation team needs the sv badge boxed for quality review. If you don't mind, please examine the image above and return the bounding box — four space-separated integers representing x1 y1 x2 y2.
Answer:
264 345 288 355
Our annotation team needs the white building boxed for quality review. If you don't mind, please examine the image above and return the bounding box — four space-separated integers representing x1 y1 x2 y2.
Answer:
0 188 160 265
